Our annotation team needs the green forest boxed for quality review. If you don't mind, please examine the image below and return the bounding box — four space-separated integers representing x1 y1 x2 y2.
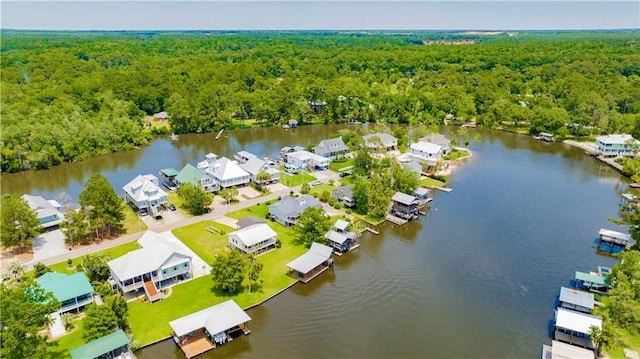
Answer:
2 31 639 173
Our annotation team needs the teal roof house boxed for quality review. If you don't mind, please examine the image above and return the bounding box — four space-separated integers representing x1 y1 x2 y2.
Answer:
36 272 94 313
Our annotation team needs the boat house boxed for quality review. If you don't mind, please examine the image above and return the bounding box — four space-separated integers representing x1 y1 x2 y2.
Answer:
390 192 420 220
575 271 610 292
70 329 135 359
169 299 251 359
598 228 635 252
554 308 601 349
21 194 65 229
325 219 360 253
108 231 193 302
286 242 334 283
413 187 433 203
228 223 278 255
541 340 595 359
558 287 594 314
35 272 94 314
159 168 180 190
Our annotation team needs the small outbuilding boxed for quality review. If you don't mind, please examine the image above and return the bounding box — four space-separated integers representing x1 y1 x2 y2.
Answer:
286 242 333 283
554 308 601 349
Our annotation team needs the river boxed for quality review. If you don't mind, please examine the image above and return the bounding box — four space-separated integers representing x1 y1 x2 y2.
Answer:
1 126 626 358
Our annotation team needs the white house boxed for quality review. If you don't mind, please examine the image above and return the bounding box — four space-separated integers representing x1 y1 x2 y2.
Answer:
595 134 639 158
313 137 349 159
228 223 278 255
108 231 193 302
410 141 444 167
239 157 280 184
123 174 168 216
421 133 452 154
198 153 251 188
175 163 219 193
21 194 65 228
234 150 258 164
362 133 398 153
285 150 330 170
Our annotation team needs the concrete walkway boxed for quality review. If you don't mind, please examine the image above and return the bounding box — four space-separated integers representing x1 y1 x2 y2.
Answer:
32 229 67 262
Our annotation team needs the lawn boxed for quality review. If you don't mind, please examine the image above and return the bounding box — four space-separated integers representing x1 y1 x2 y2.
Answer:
36 241 141 276
310 183 336 196
280 171 317 187
51 317 85 358
167 191 192 217
226 201 273 221
419 176 446 188
352 213 386 226
606 328 640 359
172 221 234 265
122 204 148 235
329 158 354 172
127 219 305 346
444 148 470 161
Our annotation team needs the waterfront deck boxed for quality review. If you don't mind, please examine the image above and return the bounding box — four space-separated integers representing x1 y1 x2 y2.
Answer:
435 186 453 193
385 214 408 225
598 228 634 251
289 265 330 283
175 330 215 359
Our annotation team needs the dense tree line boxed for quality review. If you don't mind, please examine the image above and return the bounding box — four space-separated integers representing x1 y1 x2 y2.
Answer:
2 31 639 173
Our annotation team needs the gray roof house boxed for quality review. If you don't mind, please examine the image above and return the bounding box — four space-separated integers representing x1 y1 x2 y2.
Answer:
390 192 420 219
236 215 266 229
333 185 355 208
558 287 594 314
363 133 398 153
239 157 280 184
286 242 333 283
21 194 65 228
313 137 349 160
269 195 322 227
421 133 452 154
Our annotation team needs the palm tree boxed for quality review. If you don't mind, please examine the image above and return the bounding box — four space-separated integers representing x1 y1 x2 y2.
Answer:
256 170 271 191
624 137 638 158
589 325 603 358
8 260 25 282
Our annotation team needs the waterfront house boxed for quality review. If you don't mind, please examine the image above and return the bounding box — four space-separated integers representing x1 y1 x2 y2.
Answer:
286 242 334 283
169 299 251 358
175 164 218 193
421 133 452 155
541 340 595 359
269 195 322 227
309 100 327 113
313 137 349 160
228 223 278 255
595 134 639 157
280 146 306 160
108 231 193 302
35 272 94 314
414 187 433 203
21 194 65 229
123 174 168 217
289 119 298 128
558 287 594 314
554 308 601 349
239 157 280 184
537 132 554 142
325 221 359 253
198 153 251 188
409 141 443 169
332 185 355 208
236 215 266 229
362 133 398 153
153 111 170 121
159 168 180 190
402 159 425 176
234 150 257 164
286 150 330 171
390 192 420 220
70 329 136 359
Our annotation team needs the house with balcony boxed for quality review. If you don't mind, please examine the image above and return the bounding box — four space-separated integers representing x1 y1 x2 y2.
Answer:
269 195 322 227
234 150 258 164
362 133 398 154
198 153 250 189
421 133 452 155
123 174 168 216
239 157 280 184
21 194 65 229
175 163 218 193
286 150 330 171
325 219 360 253
390 192 420 220
228 223 278 255
280 145 306 161
35 272 94 314
108 231 193 302
409 141 444 170
596 134 639 158
313 137 349 160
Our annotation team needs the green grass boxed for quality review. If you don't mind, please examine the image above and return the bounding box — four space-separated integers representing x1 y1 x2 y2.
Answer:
51 317 85 358
329 158 354 172
606 328 640 359
122 204 148 235
352 213 386 226
280 172 317 186
419 176 446 188
127 219 305 346
337 176 353 186
172 221 234 264
227 201 272 221
444 148 470 161
310 183 336 195
167 191 192 217
34 241 141 276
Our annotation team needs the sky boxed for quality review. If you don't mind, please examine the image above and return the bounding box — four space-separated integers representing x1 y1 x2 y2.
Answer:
1 1 639 31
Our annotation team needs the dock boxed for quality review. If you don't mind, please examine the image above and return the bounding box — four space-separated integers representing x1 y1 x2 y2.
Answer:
364 227 379 235
215 128 225 140
385 214 408 225
434 186 453 193
598 228 635 252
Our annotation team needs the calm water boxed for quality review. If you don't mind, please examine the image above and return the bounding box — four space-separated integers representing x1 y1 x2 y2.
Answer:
2 127 626 358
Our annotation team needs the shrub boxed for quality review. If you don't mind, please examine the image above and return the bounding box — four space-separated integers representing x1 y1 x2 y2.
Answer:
333 202 342 209
67 259 73 266
33 263 51 277
345 209 352 214
275 239 282 248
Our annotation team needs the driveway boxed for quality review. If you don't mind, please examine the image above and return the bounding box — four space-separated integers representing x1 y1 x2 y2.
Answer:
32 229 67 262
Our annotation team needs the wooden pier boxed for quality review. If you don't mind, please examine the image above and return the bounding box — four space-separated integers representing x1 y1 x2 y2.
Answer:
434 186 453 193
385 214 408 225
365 227 379 235
215 128 225 140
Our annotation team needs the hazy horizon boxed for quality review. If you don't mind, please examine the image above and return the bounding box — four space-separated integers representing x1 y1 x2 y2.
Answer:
2 1 639 31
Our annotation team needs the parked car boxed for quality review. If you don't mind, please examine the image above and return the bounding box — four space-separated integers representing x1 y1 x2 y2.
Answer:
168 204 177 211
310 180 323 186
339 171 352 178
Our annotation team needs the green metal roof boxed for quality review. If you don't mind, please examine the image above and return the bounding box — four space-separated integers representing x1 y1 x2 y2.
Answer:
70 329 131 359
575 271 609 287
36 272 93 303
160 167 180 177
175 163 206 185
